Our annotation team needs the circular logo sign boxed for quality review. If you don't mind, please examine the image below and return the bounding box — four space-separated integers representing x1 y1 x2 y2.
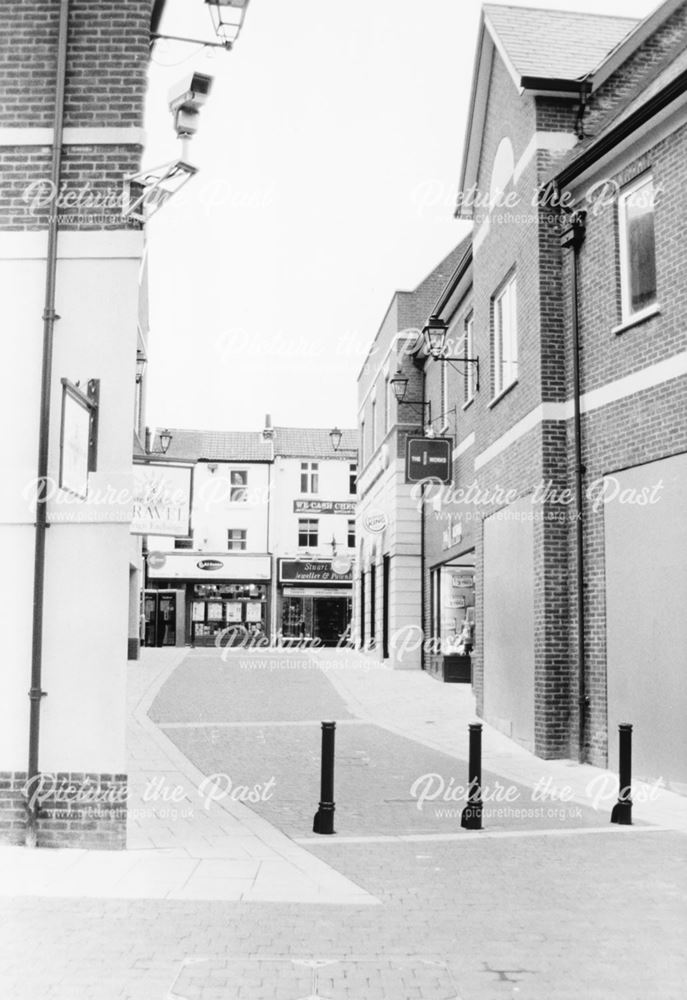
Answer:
331 556 352 576
197 559 224 571
147 552 167 570
364 511 388 533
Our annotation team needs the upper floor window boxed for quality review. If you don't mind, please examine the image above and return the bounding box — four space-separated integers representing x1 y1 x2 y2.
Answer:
298 518 318 548
493 274 517 397
360 420 365 467
349 463 357 495
619 173 657 322
347 519 356 548
371 399 376 452
465 312 477 402
227 529 247 551
385 376 394 433
230 470 248 502
300 462 319 494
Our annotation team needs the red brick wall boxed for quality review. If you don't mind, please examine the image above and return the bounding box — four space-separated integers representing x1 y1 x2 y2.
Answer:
0 0 153 231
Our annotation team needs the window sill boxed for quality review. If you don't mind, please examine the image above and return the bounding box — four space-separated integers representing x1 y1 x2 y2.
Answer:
612 303 661 335
488 379 518 409
462 397 475 412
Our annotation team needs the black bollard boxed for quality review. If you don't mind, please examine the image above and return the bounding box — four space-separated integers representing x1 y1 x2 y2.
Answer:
461 723 483 830
610 723 633 825
313 721 336 834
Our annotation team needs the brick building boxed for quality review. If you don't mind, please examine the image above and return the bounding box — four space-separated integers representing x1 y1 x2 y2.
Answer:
354 0 687 792
354 242 469 669
141 420 358 649
413 0 687 790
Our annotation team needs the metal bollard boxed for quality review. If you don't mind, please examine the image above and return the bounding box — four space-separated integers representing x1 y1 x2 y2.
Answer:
610 723 633 825
313 721 336 834
461 722 483 830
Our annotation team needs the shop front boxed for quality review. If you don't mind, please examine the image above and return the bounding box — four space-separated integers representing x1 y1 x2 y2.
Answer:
146 551 272 648
278 559 353 647
427 557 475 682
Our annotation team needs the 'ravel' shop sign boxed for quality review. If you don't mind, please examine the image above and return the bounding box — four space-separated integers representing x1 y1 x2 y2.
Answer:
292 500 356 515
279 559 353 583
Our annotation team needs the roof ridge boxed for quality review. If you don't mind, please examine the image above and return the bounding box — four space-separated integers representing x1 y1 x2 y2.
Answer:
483 2 640 23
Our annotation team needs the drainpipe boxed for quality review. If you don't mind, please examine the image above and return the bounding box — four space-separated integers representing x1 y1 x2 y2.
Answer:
26 0 70 847
419 364 427 672
560 209 588 762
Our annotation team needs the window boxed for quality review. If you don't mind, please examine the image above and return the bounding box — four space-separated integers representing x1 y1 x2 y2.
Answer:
230 469 248 502
493 274 517 397
174 536 193 550
227 529 247 551
300 462 319 494
619 174 657 321
441 360 448 423
360 421 365 467
385 377 394 433
298 518 318 548
371 399 376 452
349 463 357 494
465 312 477 402
347 519 355 548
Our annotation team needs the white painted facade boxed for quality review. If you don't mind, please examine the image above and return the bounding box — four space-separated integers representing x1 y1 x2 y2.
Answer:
1 230 144 774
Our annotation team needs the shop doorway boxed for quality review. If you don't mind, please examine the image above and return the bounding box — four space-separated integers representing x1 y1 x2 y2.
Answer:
143 590 177 647
314 597 348 647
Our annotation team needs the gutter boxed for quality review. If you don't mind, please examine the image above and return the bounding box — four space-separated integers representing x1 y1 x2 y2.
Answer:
556 65 687 189
27 0 70 847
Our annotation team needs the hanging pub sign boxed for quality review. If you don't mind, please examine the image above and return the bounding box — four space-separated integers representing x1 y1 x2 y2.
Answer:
405 436 453 485
131 464 192 537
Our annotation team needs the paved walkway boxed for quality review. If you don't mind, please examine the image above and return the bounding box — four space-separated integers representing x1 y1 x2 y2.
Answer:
0 650 375 905
1 647 685 1000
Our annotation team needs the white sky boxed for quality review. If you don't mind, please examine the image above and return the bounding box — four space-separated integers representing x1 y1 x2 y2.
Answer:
144 0 658 433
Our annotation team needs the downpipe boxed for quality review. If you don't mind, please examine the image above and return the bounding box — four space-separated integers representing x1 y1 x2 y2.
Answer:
560 210 588 763
26 0 70 847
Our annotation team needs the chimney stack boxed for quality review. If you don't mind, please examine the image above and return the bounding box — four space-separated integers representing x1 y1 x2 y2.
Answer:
263 413 274 440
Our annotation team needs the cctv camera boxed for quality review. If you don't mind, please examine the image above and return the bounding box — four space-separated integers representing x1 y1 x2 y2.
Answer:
168 72 213 114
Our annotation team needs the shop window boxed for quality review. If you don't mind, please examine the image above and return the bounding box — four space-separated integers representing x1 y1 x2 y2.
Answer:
349 463 357 494
300 462 319 494
298 517 318 548
230 469 248 502
493 273 517 397
227 529 247 551
619 173 657 322
347 519 355 548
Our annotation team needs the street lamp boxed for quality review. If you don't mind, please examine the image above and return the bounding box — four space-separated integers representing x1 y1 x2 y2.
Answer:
145 427 173 456
422 315 480 392
329 426 343 452
389 370 431 430
205 0 251 47
423 315 450 359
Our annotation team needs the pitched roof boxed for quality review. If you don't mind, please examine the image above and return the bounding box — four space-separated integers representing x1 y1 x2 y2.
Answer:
156 428 273 463
273 426 358 459
483 4 639 83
